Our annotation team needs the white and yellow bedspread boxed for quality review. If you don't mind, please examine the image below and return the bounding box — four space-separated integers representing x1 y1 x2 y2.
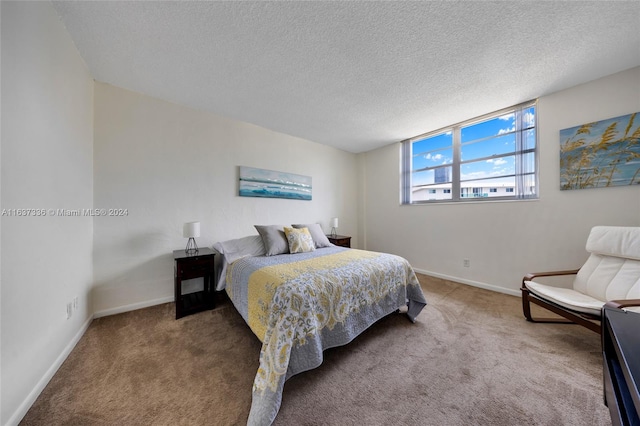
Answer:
225 246 427 426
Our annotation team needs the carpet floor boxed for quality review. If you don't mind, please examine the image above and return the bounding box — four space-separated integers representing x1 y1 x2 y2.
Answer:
21 274 611 425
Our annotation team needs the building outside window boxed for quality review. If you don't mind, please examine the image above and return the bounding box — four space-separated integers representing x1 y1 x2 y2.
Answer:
402 101 537 203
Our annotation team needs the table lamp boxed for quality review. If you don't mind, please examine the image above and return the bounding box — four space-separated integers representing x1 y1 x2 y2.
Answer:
183 221 200 254
330 217 338 237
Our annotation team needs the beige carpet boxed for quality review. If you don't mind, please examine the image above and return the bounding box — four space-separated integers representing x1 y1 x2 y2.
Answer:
21 275 611 425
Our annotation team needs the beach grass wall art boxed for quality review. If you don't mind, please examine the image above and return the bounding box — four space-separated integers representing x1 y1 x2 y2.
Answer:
560 112 640 190
239 166 312 200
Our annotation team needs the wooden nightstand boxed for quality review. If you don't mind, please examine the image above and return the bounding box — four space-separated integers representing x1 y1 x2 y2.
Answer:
327 235 351 248
173 247 215 319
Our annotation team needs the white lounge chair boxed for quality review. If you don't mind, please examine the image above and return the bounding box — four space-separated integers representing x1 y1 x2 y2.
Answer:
521 226 640 334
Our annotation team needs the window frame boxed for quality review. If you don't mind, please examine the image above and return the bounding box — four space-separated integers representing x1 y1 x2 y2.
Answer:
401 100 538 204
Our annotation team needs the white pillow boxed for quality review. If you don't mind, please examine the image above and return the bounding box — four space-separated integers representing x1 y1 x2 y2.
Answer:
212 235 266 291
291 223 332 248
213 235 266 263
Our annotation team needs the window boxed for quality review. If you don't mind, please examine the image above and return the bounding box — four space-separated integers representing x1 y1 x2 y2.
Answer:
402 101 537 203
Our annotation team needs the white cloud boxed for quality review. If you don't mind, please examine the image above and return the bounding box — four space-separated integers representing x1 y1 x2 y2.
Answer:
424 153 446 163
523 111 535 127
486 158 508 165
497 110 535 135
460 171 488 180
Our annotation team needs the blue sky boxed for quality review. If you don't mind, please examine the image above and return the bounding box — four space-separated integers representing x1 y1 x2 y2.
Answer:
412 107 535 186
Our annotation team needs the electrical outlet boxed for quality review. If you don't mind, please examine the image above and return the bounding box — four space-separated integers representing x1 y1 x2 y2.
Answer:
66 302 73 319
463 259 470 268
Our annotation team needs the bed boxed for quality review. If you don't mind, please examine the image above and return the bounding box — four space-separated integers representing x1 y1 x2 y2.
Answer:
213 224 427 426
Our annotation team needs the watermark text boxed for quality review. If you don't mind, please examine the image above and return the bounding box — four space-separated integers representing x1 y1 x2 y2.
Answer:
1 208 129 217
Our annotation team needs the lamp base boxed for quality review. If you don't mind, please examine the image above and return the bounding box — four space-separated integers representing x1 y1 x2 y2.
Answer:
330 227 337 237
185 237 199 254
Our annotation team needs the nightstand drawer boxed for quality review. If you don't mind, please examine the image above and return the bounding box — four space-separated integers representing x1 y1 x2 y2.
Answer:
176 258 213 279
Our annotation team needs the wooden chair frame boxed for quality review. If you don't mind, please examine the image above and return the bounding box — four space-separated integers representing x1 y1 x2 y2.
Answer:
521 269 602 334
522 270 640 335
604 299 640 310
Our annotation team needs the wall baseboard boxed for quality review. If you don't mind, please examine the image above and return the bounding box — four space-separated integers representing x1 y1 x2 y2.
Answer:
8 296 175 425
93 296 174 319
6 314 94 426
413 268 521 297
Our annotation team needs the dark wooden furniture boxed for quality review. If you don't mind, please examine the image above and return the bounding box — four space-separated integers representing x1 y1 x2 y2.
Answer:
521 270 602 334
602 301 640 426
173 247 215 319
327 234 351 248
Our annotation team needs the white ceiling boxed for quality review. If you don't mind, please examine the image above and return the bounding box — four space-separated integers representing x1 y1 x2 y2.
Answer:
52 1 640 154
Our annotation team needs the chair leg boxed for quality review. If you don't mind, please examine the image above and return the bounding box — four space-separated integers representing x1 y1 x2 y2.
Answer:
522 288 534 322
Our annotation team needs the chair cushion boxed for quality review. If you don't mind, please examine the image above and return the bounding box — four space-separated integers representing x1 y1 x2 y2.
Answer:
573 254 640 301
524 281 604 316
586 226 640 260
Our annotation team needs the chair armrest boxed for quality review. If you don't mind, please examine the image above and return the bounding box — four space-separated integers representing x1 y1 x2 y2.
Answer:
522 269 580 287
604 299 640 310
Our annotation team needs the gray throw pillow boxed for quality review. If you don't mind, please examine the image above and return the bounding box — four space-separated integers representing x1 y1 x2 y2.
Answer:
291 223 332 248
254 225 290 256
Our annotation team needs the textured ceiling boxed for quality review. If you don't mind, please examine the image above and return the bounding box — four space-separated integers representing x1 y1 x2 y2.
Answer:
52 1 640 153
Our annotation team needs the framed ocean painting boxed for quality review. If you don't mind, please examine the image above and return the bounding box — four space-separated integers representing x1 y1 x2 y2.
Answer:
560 112 640 190
239 166 312 200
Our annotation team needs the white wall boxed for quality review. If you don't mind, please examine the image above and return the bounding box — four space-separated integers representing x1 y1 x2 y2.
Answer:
93 83 359 315
361 67 640 295
1 2 94 425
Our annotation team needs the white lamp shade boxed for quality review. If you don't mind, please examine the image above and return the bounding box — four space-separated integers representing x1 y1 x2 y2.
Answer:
331 217 339 228
183 222 201 238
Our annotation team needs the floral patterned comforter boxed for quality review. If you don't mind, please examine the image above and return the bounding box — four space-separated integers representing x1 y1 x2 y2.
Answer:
225 246 427 426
